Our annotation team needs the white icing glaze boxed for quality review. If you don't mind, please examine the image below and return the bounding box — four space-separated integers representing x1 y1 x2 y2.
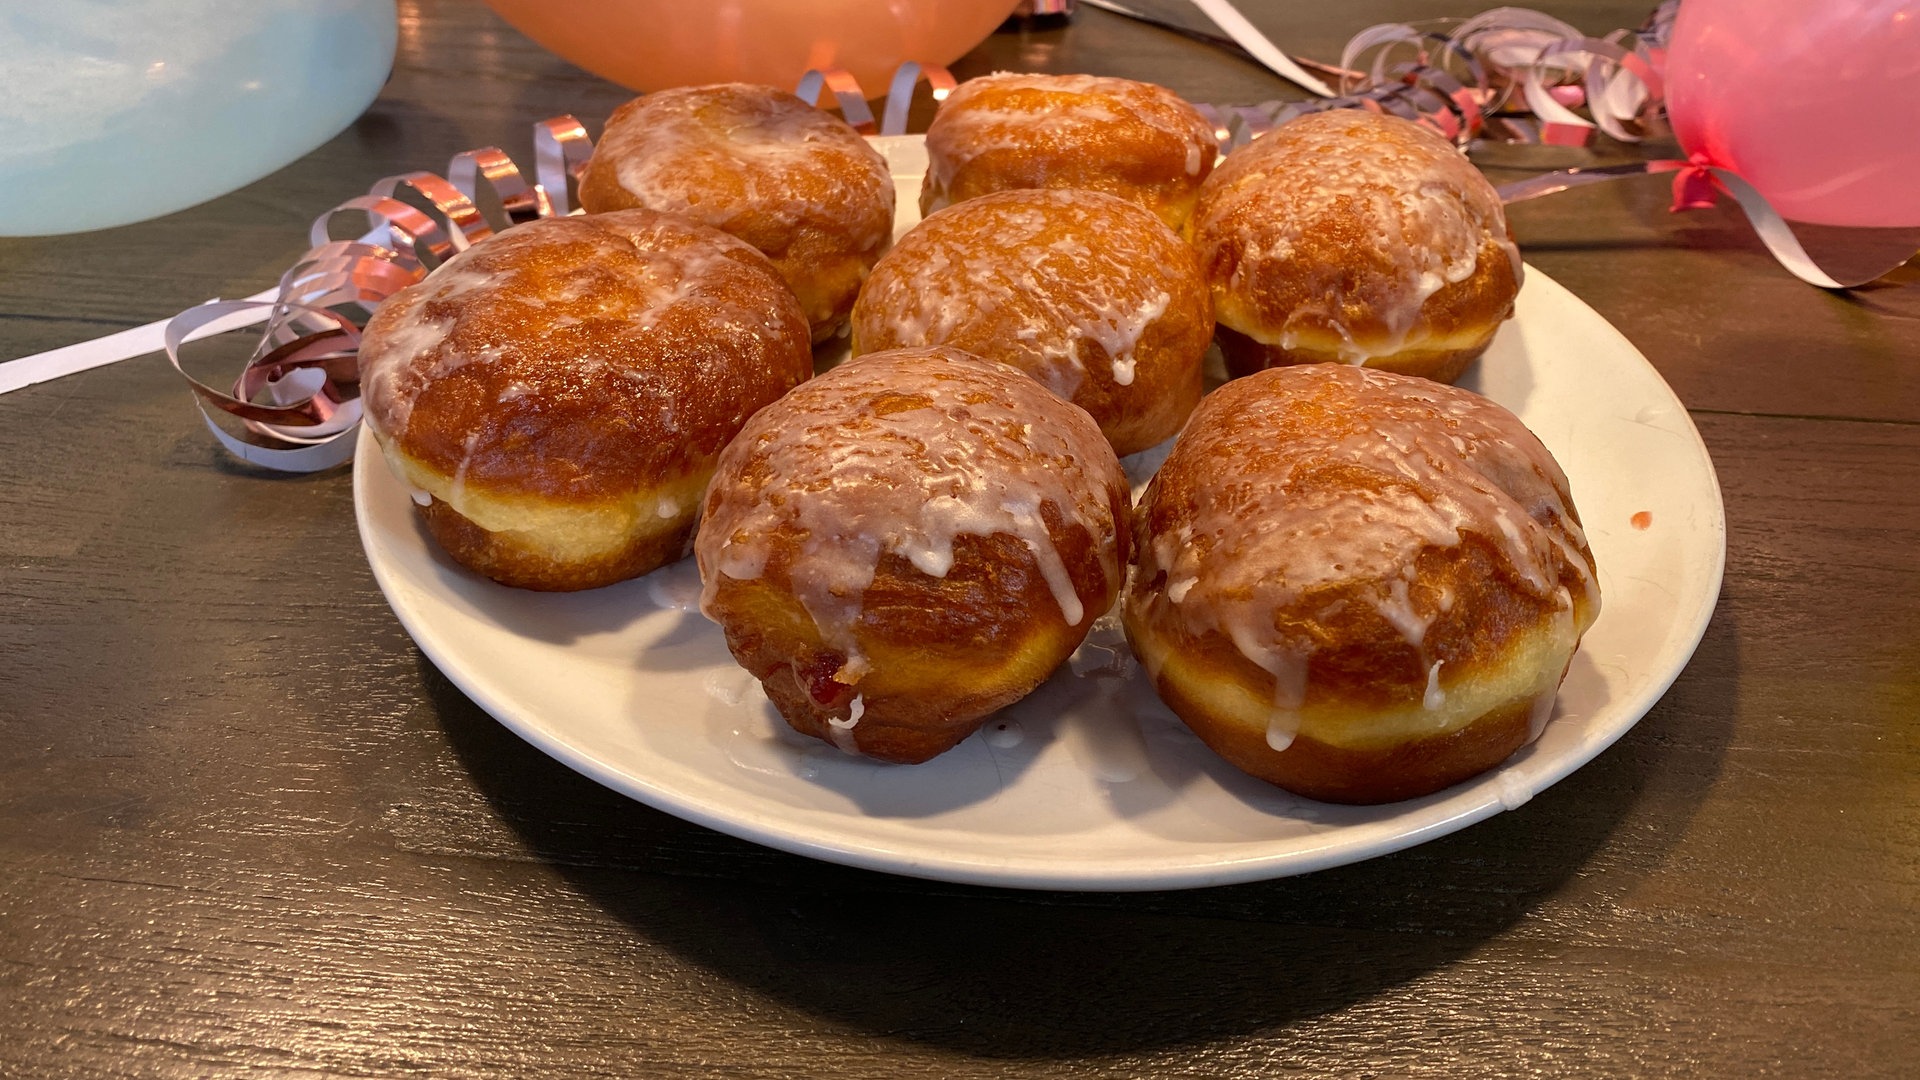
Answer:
1129 364 1599 720
982 717 1026 749
697 348 1128 682
1066 610 1136 679
829 695 865 730
645 558 704 613
1375 574 1433 648
825 708 862 753
703 666 758 707
1494 769 1534 811
1266 712 1299 753
1424 660 1446 711
855 190 1197 408
1192 109 1522 360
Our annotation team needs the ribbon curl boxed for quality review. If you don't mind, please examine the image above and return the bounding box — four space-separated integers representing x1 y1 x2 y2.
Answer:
1204 1 1910 289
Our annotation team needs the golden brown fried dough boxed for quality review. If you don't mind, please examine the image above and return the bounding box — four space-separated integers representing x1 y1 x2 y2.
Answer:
697 347 1132 763
1124 364 1599 803
921 73 1219 231
579 83 895 342
359 210 812 591
1187 109 1521 383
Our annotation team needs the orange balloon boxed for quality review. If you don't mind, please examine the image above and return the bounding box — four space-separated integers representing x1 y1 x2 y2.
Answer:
482 0 1023 97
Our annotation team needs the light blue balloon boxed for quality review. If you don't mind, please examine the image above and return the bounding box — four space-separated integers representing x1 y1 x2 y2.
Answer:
0 0 397 236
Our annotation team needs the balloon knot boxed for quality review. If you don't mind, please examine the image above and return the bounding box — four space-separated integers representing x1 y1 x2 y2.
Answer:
1670 152 1720 213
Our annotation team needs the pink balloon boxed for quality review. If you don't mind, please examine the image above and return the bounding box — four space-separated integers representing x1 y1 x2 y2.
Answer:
482 0 1023 99
1666 0 1920 227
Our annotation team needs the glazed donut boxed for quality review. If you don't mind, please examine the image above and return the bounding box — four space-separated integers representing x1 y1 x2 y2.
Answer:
577 83 895 343
696 346 1131 764
851 188 1213 457
1186 109 1522 384
1124 364 1599 804
920 73 1219 231
359 209 813 591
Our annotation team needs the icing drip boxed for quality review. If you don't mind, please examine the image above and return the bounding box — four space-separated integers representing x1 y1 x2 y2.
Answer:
983 718 1026 748
1266 712 1300 753
1424 660 1446 711
646 558 704 613
1005 492 1085 627
829 695 865 730
698 348 1128 681
1494 770 1534 811
825 711 861 753
1067 610 1135 678
703 667 757 707
1374 575 1434 648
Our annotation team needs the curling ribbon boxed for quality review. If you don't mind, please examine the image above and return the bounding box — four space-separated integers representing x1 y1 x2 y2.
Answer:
1186 0 1337 98
166 63 955 472
1209 2 1910 289
882 62 959 139
1195 3 1674 153
1495 158 1904 290
795 67 878 133
172 132 576 471
168 301 365 472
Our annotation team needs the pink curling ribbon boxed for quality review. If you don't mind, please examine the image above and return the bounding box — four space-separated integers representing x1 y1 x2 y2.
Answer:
171 124 587 472
1496 154 1909 290
1210 1 1914 290
1193 4 1675 152
171 65 954 472
1489 0 1919 288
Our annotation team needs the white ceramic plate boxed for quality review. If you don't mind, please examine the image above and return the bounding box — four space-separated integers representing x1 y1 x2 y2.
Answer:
353 137 1725 891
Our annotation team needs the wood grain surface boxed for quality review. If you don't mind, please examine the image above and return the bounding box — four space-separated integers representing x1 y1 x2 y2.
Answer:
3 1 1916 1076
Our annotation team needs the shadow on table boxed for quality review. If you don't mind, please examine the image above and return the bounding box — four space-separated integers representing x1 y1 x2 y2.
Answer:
424 599 1739 1058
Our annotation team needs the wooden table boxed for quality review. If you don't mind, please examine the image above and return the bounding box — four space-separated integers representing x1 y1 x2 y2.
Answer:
4 1 1916 1075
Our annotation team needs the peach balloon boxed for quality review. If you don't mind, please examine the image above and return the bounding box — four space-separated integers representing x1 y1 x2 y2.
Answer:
481 0 1023 96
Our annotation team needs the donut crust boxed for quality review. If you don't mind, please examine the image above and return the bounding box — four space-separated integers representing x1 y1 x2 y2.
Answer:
920 73 1219 231
579 83 895 343
852 188 1212 457
1123 364 1599 803
1186 110 1522 383
697 347 1131 763
359 210 812 591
